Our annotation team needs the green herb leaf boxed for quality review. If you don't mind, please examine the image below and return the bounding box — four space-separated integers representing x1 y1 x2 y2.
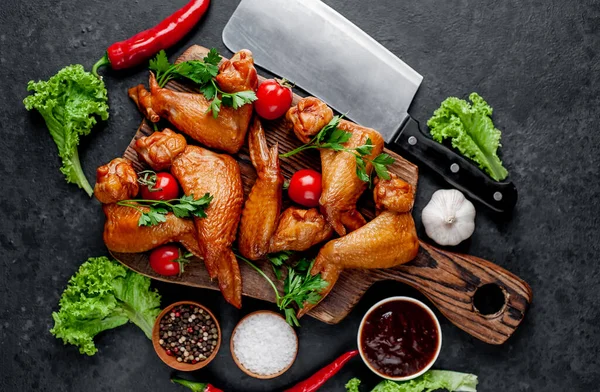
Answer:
203 48 221 66
209 96 222 118
149 50 171 74
139 209 168 227
355 138 374 156
199 83 217 101
175 55 221 86
427 92 508 181
267 251 294 280
237 254 327 327
316 115 343 144
118 194 213 227
355 155 370 182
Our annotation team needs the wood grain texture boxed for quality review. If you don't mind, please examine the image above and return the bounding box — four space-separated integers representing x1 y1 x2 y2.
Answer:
114 45 532 345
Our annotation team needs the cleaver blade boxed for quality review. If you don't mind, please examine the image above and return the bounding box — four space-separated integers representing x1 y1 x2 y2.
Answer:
222 0 422 143
223 0 517 213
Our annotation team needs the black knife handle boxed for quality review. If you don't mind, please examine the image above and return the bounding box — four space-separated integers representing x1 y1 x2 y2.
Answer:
391 116 517 213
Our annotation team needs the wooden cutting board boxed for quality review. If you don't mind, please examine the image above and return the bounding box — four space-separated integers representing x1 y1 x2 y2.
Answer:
112 45 532 345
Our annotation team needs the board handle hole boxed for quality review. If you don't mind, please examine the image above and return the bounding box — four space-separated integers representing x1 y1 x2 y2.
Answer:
473 283 506 316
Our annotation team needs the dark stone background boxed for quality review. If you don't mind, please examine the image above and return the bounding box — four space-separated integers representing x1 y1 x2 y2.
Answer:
1 0 599 391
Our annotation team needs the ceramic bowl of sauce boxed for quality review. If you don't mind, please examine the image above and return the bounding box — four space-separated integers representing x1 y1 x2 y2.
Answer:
358 296 442 381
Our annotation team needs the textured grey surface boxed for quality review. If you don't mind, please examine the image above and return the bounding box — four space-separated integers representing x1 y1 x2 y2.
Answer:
1 0 599 391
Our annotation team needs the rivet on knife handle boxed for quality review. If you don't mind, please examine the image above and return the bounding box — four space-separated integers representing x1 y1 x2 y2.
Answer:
392 116 518 213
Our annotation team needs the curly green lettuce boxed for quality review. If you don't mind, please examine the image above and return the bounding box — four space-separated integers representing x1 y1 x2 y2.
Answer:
23 65 109 196
427 93 508 181
346 370 478 392
51 257 161 356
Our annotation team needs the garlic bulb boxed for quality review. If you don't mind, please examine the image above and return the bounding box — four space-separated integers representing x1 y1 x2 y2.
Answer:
421 189 476 246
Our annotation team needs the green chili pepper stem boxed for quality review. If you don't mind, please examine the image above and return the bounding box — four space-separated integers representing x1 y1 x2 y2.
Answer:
92 54 110 79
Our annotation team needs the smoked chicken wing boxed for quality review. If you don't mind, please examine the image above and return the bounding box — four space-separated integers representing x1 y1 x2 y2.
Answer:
286 97 384 235
238 118 284 260
320 119 384 235
287 97 333 143
102 204 202 258
133 129 187 171
298 174 419 317
268 207 333 253
171 146 244 308
128 84 159 123
95 158 202 259
94 158 139 204
130 50 258 154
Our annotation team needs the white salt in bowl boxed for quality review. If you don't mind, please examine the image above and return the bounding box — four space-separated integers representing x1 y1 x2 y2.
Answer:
230 310 298 379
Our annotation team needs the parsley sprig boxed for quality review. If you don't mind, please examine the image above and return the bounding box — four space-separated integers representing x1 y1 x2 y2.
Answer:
280 116 395 182
237 254 328 327
149 49 257 118
150 49 220 88
267 251 294 279
116 193 213 227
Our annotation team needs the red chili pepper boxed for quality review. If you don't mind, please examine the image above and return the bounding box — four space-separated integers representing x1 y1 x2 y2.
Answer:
285 350 359 392
171 377 222 392
92 0 210 77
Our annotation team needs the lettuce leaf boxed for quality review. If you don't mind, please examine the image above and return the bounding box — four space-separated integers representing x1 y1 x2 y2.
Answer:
50 257 161 355
23 65 109 196
427 93 508 181
346 370 478 392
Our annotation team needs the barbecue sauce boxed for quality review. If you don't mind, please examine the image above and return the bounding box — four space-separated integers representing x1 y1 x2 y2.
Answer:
360 300 439 378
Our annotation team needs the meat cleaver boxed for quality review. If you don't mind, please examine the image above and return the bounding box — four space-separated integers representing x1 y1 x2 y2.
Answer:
223 0 517 213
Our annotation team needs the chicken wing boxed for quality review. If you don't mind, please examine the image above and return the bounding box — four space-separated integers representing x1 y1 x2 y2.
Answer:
133 129 187 171
286 98 384 235
102 204 202 258
320 119 384 235
95 158 202 258
171 146 244 308
287 97 333 143
268 207 334 253
94 158 139 204
131 50 258 154
298 174 418 317
238 118 284 260
128 84 159 123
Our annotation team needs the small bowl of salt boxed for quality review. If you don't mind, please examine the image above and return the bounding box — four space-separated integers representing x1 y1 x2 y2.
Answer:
230 310 298 379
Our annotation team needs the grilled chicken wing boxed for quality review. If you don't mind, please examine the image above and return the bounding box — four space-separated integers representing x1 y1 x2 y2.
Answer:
94 158 139 204
238 118 284 260
134 129 187 171
171 146 244 308
130 50 258 154
286 97 384 235
268 207 334 253
298 174 419 317
102 204 202 258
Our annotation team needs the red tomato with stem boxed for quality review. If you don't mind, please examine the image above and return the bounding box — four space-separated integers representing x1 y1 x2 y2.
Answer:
149 245 191 276
254 79 294 120
287 169 322 208
139 171 180 201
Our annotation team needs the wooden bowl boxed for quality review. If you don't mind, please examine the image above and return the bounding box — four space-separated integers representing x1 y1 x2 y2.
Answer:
230 310 298 379
152 301 221 371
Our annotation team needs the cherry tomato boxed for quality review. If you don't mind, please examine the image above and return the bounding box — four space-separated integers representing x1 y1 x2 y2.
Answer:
140 172 179 200
149 245 184 276
288 169 322 208
254 79 294 120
